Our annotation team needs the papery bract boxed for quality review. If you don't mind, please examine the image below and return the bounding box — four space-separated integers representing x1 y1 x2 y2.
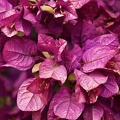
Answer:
48 86 84 119
32 110 41 120
27 77 44 94
74 69 108 91
108 15 120 36
80 20 96 46
39 58 67 84
0 0 12 11
23 7 37 24
3 37 37 70
0 0 18 27
0 9 17 27
1 26 18 37
91 34 119 47
37 33 55 54
37 33 67 59
48 18 63 36
82 45 118 72
17 78 45 111
71 20 96 46
70 0 91 9
108 52 120 70
100 74 119 98
27 77 52 96
107 0 120 12
84 34 119 51
55 38 67 61
20 0 35 6
1 0 120 119
88 86 102 103
39 105 49 120
34 22 49 34
56 0 78 21
61 44 82 73
7 0 19 7
83 103 104 120
15 18 33 36
75 83 86 103
103 110 115 120
78 0 99 21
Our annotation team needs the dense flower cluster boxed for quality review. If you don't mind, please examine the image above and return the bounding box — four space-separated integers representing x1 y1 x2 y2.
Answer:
1 0 120 119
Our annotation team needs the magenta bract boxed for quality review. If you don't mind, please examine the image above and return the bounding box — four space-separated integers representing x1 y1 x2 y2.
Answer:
48 87 84 119
3 37 37 70
17 78 45 111
39 58 67 84
1 0 120 119
82 45 118 72
74 69 108 91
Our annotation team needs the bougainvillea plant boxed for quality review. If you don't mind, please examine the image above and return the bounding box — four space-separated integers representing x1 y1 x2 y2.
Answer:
1 0 120 119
